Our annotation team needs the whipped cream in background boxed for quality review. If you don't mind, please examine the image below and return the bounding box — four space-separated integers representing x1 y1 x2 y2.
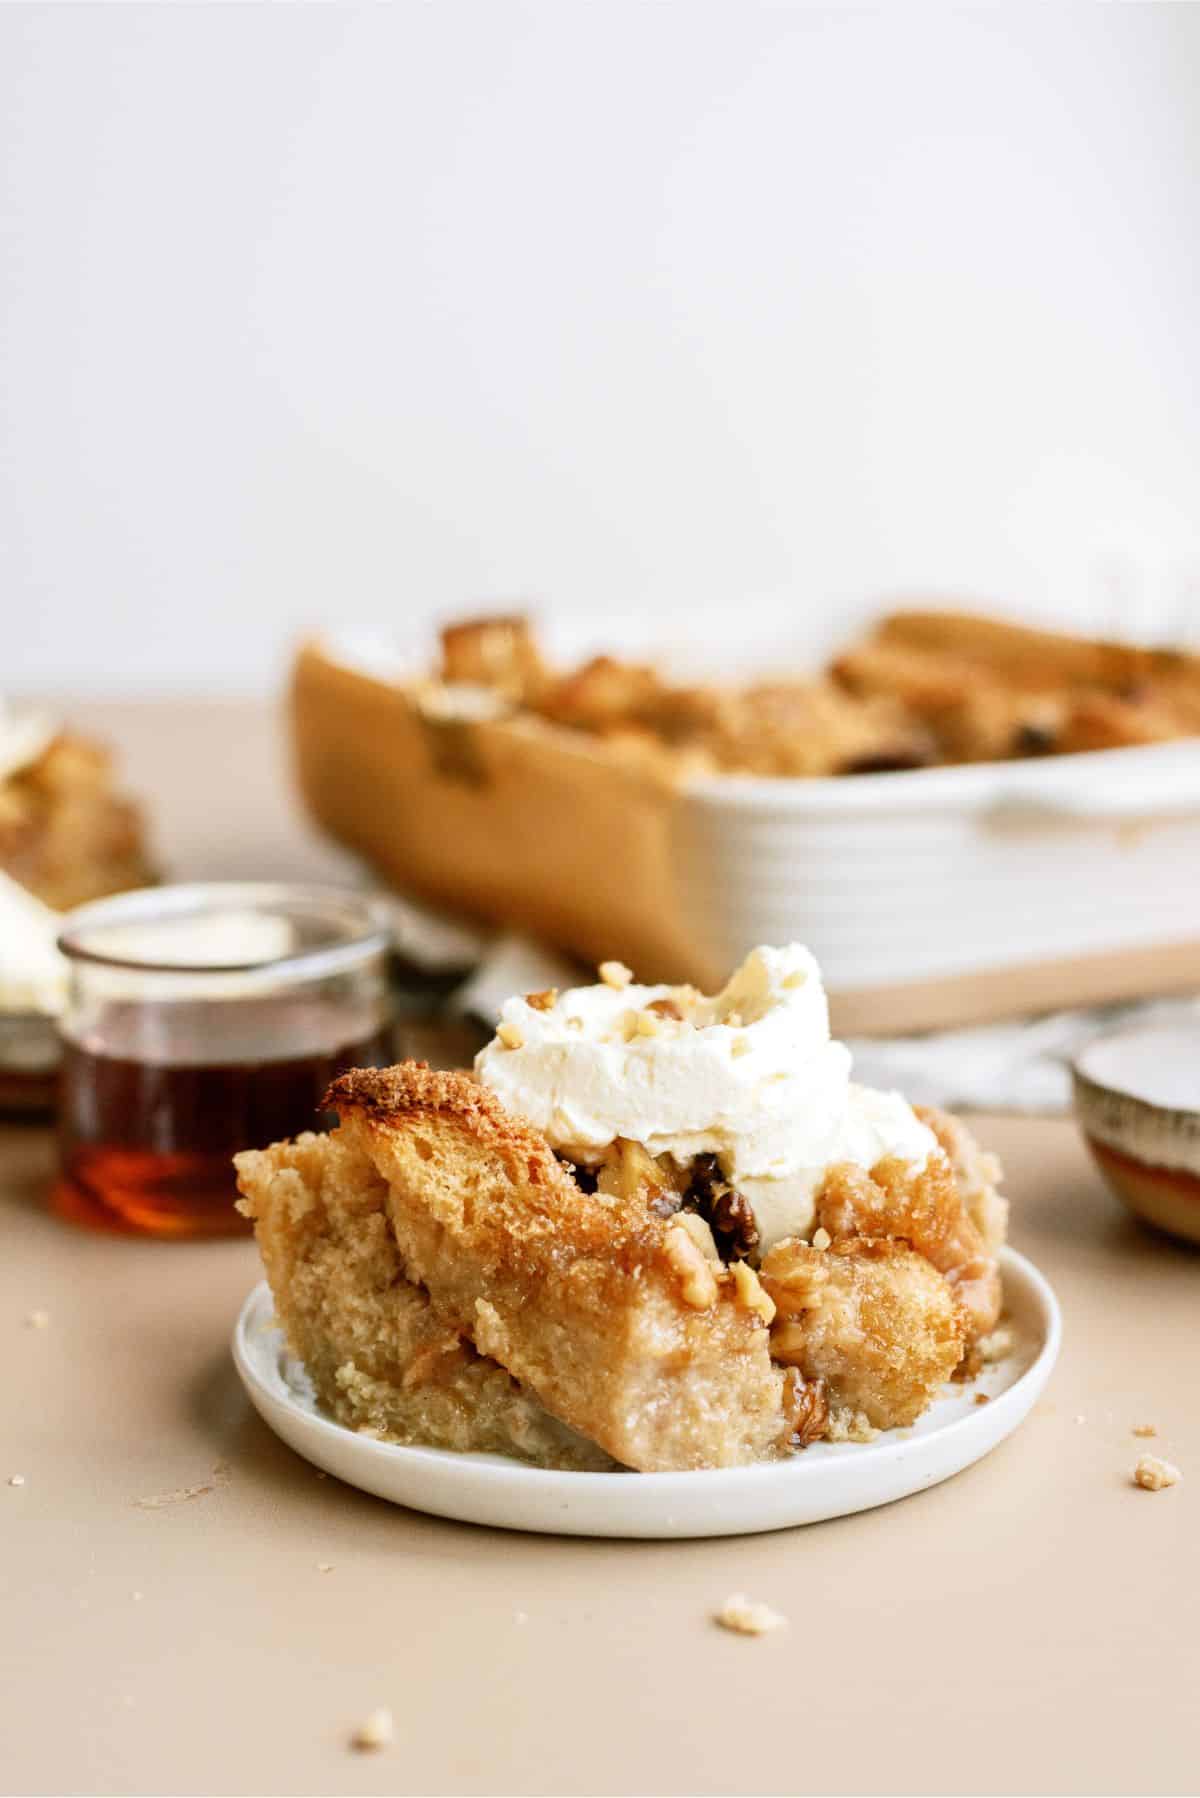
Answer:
0 873 69 1015
476 944 935 1250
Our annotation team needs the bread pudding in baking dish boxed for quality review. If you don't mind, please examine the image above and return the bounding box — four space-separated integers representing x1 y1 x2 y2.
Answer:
235 946 1010 1472
433 608 1200 776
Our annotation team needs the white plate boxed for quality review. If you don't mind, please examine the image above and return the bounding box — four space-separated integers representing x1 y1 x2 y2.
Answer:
232 1247 1060 1539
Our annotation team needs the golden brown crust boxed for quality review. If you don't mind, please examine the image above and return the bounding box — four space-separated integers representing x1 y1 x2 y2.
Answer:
327 1062 788 1470
815 1145 1003 1343
234 1129 615 1470
423 607 1200 779
763 1236 966 1430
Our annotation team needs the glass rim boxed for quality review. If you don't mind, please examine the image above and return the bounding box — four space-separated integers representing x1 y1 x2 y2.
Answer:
56 881 392 986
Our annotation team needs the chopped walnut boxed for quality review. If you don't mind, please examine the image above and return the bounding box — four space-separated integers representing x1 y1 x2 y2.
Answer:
496 1021 524 1050
731 1260 776 1325
781 1368 828 1446
811 1226 831 1251
595 1137 683 1209
664 1217 719 1309
1133 1455 1181 1491
686 1153 760 1262
1132 1424 1157 1439
646 997 683 1020
524 988 558 1011
674 1210 721 1262
634 1010 661 1037
714 1594 787 1636
351 1708 395 1751
974 1392 990 1406
598 960 633 989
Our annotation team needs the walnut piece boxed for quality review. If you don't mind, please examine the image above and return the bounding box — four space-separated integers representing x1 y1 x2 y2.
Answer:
496 1022 524 1050
781 1367 828 1446
731 1260 776 1325
524 988 557 1011
664 1218 719 1309
598 960 633 989
686 1153 760 1262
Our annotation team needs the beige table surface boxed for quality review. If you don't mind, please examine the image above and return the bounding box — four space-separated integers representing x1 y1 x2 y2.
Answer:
2 701 1198 1798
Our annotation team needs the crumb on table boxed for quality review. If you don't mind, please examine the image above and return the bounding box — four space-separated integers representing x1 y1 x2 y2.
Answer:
1133 1455 1181 1492
351 1708 394 1751
1132 1424 1157 1439
714 1593 787 1636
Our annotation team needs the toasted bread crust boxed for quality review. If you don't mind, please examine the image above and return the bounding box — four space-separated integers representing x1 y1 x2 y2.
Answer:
327 1063 788 1470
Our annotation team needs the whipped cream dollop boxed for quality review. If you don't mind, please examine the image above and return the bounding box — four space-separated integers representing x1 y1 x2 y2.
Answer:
475 944 935 1250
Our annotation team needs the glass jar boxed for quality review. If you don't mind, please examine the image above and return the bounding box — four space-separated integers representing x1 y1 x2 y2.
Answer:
53 883 393 1237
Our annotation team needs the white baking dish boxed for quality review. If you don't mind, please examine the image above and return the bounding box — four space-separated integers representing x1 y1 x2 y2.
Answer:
291 637 1200 1034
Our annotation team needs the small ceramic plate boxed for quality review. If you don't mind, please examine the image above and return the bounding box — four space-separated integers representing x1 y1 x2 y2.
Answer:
232 1247 1060 1539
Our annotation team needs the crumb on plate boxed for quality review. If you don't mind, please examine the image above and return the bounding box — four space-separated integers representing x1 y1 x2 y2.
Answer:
978 1325 1013 1363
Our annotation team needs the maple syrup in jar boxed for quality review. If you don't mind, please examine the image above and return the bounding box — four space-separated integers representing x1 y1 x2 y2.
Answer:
53 884 392 1237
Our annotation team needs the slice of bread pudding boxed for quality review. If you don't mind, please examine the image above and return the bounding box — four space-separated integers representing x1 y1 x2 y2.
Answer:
323 1064 788 1472
235 946 1011 1473
234 1127 616 1471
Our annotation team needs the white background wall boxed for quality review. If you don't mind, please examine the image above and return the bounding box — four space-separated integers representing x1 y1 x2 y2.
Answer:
3 2 1200 694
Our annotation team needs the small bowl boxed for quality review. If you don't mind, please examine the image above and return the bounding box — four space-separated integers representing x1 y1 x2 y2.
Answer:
1073 1022 1200 1245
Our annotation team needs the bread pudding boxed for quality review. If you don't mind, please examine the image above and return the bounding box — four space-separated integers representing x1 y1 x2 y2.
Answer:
429 608 1200 776
236 945 1012 1473
0 706 151 912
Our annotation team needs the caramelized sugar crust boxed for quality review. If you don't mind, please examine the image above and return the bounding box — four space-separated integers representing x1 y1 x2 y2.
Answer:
814 1133 1004 1343
762 1237 966 1431
234 1129 616 1470
326 1064 788 1472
